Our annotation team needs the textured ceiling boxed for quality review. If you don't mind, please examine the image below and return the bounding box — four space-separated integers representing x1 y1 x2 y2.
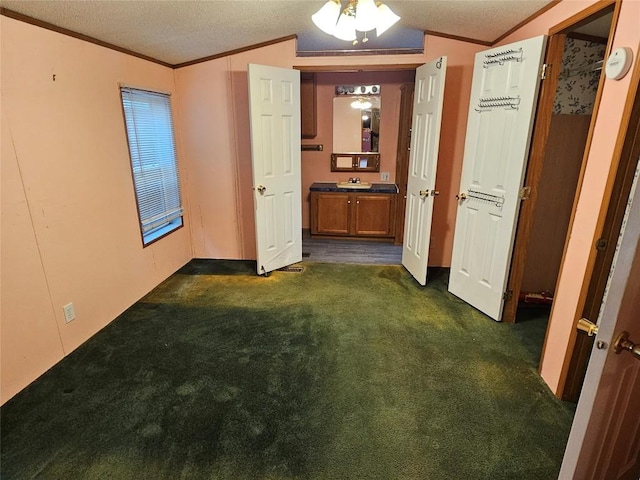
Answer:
0 0 557 65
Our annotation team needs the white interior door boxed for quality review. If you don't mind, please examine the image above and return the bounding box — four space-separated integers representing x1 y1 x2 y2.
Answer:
402 57 448 285
560 167 640 480
248 64 302 275
448 36 547 320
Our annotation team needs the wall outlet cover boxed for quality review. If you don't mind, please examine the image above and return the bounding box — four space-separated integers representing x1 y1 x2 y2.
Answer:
63 303 76 323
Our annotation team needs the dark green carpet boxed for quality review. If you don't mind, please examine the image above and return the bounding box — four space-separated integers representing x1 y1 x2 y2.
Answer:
1 261 574 479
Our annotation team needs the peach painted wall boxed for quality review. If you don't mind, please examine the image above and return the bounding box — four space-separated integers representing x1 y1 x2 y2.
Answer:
499 0 640 395
497 0 599 46
174 56 243 260
1 17 192 403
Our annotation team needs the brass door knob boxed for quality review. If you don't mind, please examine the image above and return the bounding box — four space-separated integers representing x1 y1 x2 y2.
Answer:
614 331 640 360
256 185 266 195
419 190 429 199
456 192 467 201
431 190 440 196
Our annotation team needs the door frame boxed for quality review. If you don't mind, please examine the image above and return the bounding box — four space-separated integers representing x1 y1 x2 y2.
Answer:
559 93 640 475
563 83 640 402
503 0 619 325
393 83 415 245
295 65 420 252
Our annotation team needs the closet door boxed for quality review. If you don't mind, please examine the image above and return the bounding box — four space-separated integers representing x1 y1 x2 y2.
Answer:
448 36 546 320
248 64 302 275
401 57 447 286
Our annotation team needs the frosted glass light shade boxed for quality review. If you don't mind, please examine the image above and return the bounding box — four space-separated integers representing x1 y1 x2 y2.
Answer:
311 0 401 42
312 0 341 35
375 3 400 36
354 0 378 32
334 12 357 41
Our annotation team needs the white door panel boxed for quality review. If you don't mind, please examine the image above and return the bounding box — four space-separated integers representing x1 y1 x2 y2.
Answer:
402 57 447 285
449 36 547 320
248 64 302 275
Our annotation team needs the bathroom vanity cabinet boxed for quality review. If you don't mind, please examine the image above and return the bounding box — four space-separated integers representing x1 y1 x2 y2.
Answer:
310 183 397 239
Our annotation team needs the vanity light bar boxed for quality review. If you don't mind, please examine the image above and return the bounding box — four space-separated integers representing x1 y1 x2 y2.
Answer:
335 85 381 95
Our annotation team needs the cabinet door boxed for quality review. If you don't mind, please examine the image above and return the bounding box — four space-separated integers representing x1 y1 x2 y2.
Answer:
301 72 317 139
394 84 415 244
312 192 351 235
353 194 396 237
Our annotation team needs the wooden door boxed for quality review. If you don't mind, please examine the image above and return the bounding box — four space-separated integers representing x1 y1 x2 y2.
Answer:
564 96 640 402
559 161 640 479
394 84 415 245
448 36 547 320
248 64 302 275
300 72 317 139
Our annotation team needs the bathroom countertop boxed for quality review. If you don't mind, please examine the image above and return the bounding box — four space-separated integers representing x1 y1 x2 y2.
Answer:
310 182 398 193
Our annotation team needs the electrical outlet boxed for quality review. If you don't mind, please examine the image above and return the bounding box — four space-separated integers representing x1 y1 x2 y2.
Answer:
380 172 390 181
63 303 76 323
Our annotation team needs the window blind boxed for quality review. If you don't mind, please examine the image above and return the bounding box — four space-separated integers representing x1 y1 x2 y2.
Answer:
120 87 183 244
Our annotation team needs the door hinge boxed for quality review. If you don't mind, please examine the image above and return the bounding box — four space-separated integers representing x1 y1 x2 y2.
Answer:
595 238 608 251
503 290 514 301
540 63 550 80
519 186 531 200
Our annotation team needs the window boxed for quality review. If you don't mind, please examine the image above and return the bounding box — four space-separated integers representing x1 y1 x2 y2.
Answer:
120 87 183 246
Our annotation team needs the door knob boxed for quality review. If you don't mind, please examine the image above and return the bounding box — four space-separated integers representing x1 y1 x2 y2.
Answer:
419 190 429 199
613 331 640 360
456 192 467 201
256 185 266 195
431 190 440 196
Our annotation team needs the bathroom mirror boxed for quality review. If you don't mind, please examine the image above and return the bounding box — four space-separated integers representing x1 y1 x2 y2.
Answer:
332 96 381 153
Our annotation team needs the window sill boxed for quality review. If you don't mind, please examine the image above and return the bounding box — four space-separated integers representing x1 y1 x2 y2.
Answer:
143 218 183 247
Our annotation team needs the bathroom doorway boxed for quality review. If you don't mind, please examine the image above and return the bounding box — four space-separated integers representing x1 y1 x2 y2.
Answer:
300 69 415 265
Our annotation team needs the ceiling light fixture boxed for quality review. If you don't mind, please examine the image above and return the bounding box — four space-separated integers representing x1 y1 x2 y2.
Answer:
312 0 400 45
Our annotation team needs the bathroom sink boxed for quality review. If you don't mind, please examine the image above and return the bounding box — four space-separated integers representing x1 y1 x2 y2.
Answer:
336 182 372 189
